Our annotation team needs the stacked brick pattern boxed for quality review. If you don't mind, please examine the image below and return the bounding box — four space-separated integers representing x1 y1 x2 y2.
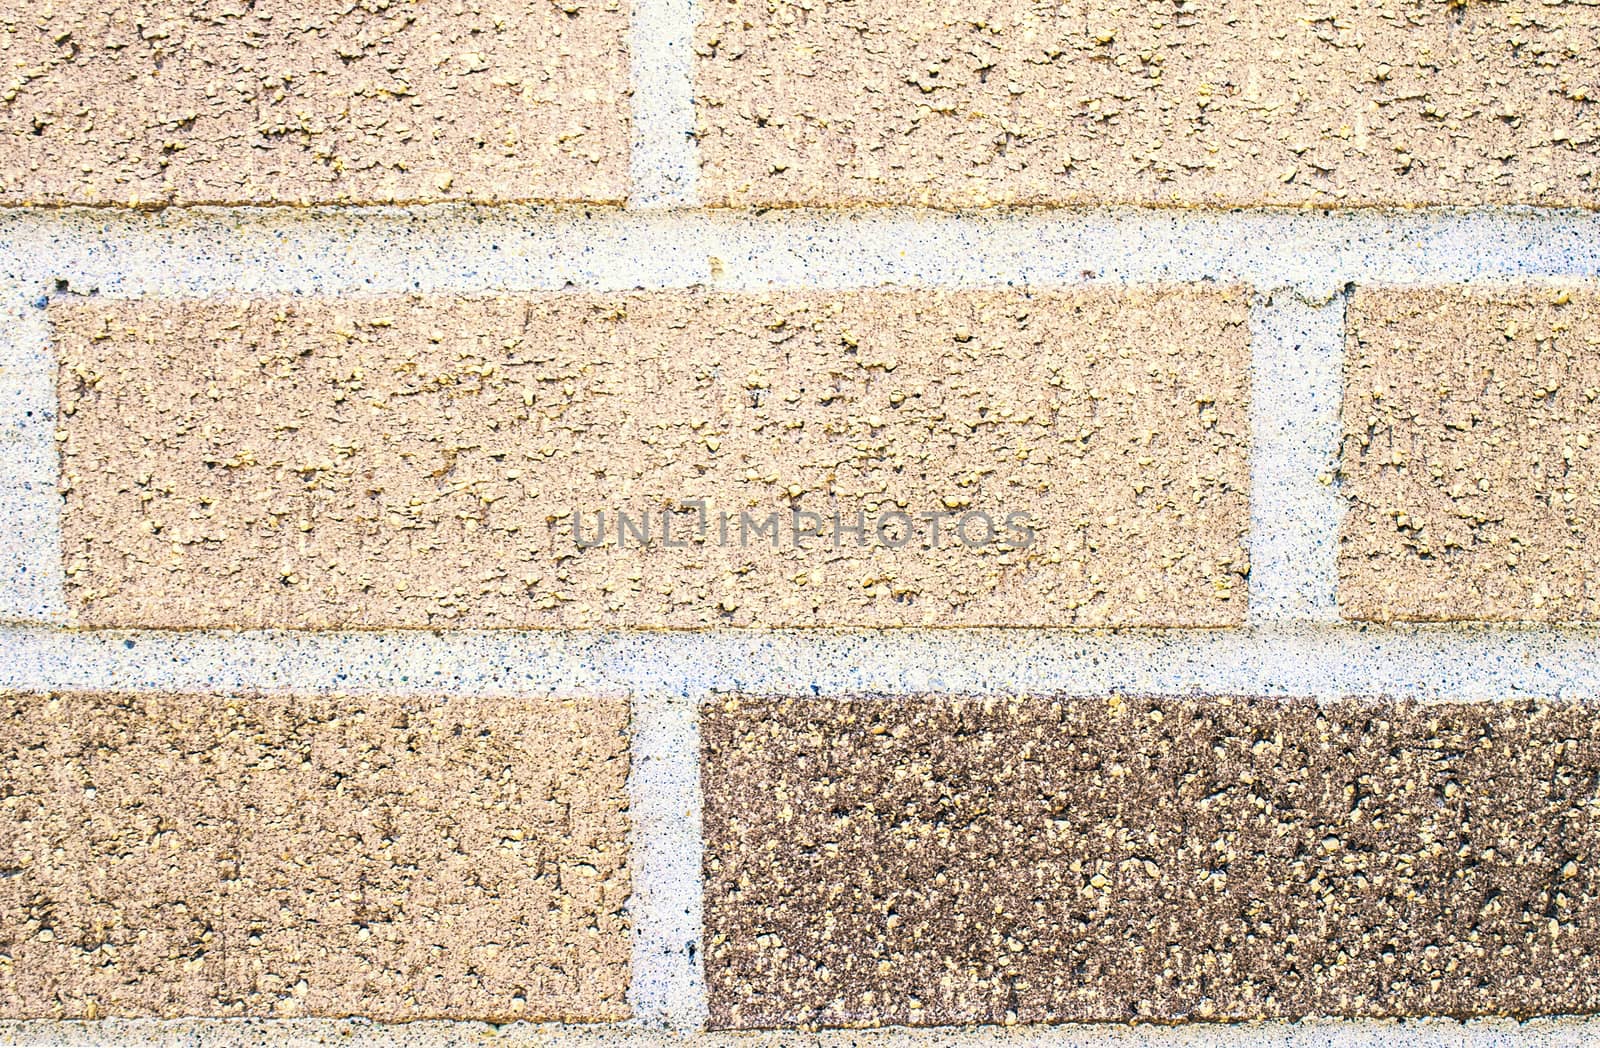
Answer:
3 0 1600 1039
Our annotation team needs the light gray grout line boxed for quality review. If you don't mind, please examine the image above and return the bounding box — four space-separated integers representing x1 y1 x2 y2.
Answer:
2 624 1600 703
627 691 708 1028
624 0 706 1010
0 284 63 625
2 209 1600 302
7 1017 1600 1047
624 0 713 989
1247 290 1345 624
627 0 699 207
623 0 707 1011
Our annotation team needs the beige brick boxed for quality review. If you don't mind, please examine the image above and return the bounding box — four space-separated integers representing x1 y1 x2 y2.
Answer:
0 692 238 1018
55 288 1251 629
1341 284 1600 622
0 2 630 206
696 0 1600 208
0 690 630 1020
703 693 1600 1028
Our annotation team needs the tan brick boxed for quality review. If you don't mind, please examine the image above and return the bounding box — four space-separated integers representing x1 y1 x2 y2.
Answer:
1340 284 1600 622
703 693 1600 1028
0 692 238 1018
0 2 630 206
0 690 630 1020
55 288 1250 629
695 0 1600 208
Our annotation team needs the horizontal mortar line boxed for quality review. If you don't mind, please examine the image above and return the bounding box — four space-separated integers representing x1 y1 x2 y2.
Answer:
3 208 1600 300
1 624 1600 702
3 1018 1600 1048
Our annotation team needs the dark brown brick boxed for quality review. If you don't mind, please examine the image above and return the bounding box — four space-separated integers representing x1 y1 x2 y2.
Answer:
703 694 1600 1028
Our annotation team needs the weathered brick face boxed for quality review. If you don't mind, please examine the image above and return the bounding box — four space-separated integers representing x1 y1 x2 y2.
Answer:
1341 285 1600 622
696 0 1600 208
0 1 631 206
0 690 631 1021
703 693 1600 1028
55 287 1250 630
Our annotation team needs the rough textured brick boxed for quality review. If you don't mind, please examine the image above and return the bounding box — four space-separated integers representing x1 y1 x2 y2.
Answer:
696 0 1600 208
0 692 238 1019
0 1 630 206
1341 285 1600 623
703 693 1600 1029
55 287 1250 629
0 690 630 1020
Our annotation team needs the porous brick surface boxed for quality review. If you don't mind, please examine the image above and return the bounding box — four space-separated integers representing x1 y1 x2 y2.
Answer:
696 0 1600 208
0 1 630 206
0 690 631 1020
54 287 1250 629
703 693 1600 1028
1341 284 1600 622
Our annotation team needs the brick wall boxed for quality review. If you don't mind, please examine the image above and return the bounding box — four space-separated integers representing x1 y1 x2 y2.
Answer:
2 2 1600 1045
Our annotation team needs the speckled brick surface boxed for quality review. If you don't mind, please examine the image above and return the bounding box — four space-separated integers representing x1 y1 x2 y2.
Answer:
54 286 1250 629
695 0 1600 209
0 1 630 206
703 693 1600 1028
1340 284 1600 623
9 0 1600 1035
0 690 631 1021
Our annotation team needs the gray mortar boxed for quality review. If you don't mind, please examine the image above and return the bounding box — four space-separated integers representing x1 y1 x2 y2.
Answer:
1 208 1599 302
630 0 698 207
1247 292 1344 624
4 624 1600 704
0 290 59 624
628 692 707 1027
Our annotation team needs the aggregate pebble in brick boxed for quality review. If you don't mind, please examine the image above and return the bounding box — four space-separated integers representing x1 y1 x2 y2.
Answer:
0 690 631 1021
695 0 1600 208
702 693 1600 1029
0 1 630 206
1340 285 1600 623
53 287 1251 629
